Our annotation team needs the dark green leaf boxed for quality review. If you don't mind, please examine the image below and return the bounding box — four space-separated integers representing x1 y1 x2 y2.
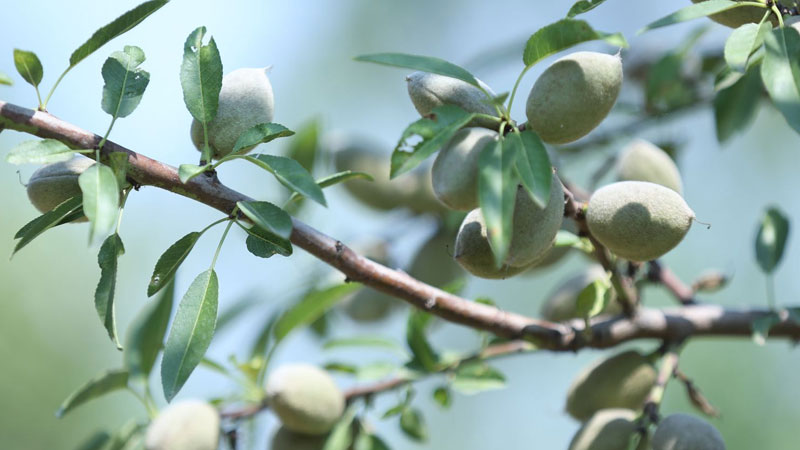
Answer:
354 432 392 450
639 0 746 33
761 27 800 134
752 312 780 345
515 130 551 209
322 406 357 450
74 431 111 450
13 49 43 87
101 45 150 119
244 227 291 258
324 336 408 357
724 23 770 73
399 408 427 442
286 119 320 172
108 152 130 188
78 162 120 242
5 139 76 165
285 171 374 206
124 280 175 380
237 200 293 249
522 19 627 68
432 386 452 409
567 0 609 17
69 0 169 68
230 123 295 154
714 67 762 143
178 163 208 183
273 283 361 342
452 362 506 394
0 71 12 86
13 196 83 255
180 26 223 124
161 269 219 401
56 369 129 417
391 105 475 178
355 53 479 87
755 207 790 274
575 275 613 318
241 154 326 206
478 137 519 265
147 231 202 296
95 233 125 349
406 310 439 372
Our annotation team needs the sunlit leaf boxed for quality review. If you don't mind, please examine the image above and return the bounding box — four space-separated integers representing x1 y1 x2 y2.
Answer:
724 22 770 73
237 154 326 206
639 0 746 33
5 139 76 165
180 26 223 124
523 19 627 68
78 163 120 242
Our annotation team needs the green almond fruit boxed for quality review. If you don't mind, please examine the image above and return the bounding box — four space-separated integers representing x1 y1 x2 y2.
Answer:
566 350 657 421
540 265 621 322
526 52 622 144
690 0 779 28
652 413 726 450
266 364 345 435
616 139 683 195
26 156 94 221
569 409 643 450
144 400 220 450
432 128 498 211
586 181 695 262
191 67 275 159
406 71 499 127
271 427 328 450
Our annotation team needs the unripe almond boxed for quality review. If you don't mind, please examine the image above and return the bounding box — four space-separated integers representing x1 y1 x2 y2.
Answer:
191 67 275 159
270 427 328 450
652 413 726 450
408 229 464 288
566 350 657 421
525 219 580 273
406 72 499 127
616 139 683 195
26 156 94 221
526 52 622 144
540 265 621 322
691 0 780 28
569 409 642 450
432 128 498 211
144 400 220 450
266 364 345 435
586 181 695 262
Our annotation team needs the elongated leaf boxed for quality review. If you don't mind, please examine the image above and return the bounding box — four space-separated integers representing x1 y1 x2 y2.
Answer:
523 19 627 68
13 49 43 87
95 233 125 349
237 200 293 248
240 154 326 206
322 405 358 450
714 67 762 143
391 105 475 178
406 310 439 372
567 0 609 17
725 23 770 73
755 207 790 274
230 123 295 154
640 0 752 33
752 312 780 345
148 231 202 297
0 71 12 86
180 26 223 124
78 163 120 242
399 408 428 442
101 46 150 119
478 138 519 265
6 139 76 165
124 280 175 380
161 269 219 401
452 362 506 394
178 163 208 183
354 433 391 450
56 369 129 417
575 274 613 318
273 284 362 342
286 171 374 206
355 53 479 87
13 196 83 255
515 130 551 208
761 27 800 135
324 336 408 357
69 0 169 68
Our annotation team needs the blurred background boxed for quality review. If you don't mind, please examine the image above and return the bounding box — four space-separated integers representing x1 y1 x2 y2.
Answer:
1 0 799 448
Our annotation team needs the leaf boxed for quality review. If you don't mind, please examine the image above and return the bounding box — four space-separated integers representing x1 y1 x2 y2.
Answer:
286 171 374 206
322 405 358 450
392 105 475 178
354 433 392 450
237 200 293 250
124 280 175 380
761 27 800 135
0 71 13 86
78 163 120 242
95 233 125 349
147 232 202 296
108 152 130 188
105 420 144 450
5 139 76 165
74 431 111 450
56 369 129 417
515 130 551 208
478 137 519 265
406 310 439 372
273 283 362 342
230 123 295 154
69 0 169 68
452 362 506 395
752 313 780 345
354 53 479 87
324 361 358 375
575 274 613 318
567 0 609 17
639 0 745 33
357 361 401 381
180 26 223 124
714 67 762 143
245 228 291 258
399 408 428 442
161 269 219 401
432 386 452 409
13 196 83 255
755 207 790 274
101 45 150 119
324 336 409 358
240 154 326 206
178 163 208 183
554 230 581 248
522 19 627 68
286 119 320 172
724 23 770 73
13 49 43 87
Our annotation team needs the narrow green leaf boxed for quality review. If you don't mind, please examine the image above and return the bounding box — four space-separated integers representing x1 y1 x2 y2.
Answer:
273 283 362 342
515 130 551 209
406 310 439 372
69 0 169 68
478 137 519 265
382 403 406 419
286 119 320 172
399 408 428 442
74 431 111 450
324 336 409 357
147 232 202 296
714 67 762 143
355 53 479 87
452 362 506 395
13 49 43 87
244 226 292 258
95 234 125 349
101 45 150 119
324 361 358 375
391 105 475 178
322 405 358 450
752 313 780 345
124 280 175 380
180 26 223 124
5 139 76 165
755 207 790 274
78 163 120 242
354 432 391 450
523 19 627 68
178 163 208 183
433 386 452 409
285 171 374 206
567 0 609 17
0 71 13 86
13 196 83 255
56 369 129 417
575 275 613 318
724 23 770 73
230 123 295 154
240 154 326 206
357 361 400 381
639 0 745 33
237 200 293 245
161 269 219 401
761 27 800 135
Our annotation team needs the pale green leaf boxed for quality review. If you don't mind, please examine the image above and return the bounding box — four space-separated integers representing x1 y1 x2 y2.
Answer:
273 284 362 342
180 26 223 124
761 27 800 135
5 139 76 165
355 53 479 87
724 22 770 73
56 369 129 417
78 163 120 242
230 123 294 154
639 0 747 33
523 19 627 68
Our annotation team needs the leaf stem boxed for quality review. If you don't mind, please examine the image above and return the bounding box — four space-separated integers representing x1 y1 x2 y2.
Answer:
210 219 234 270
507 66 531 113
42 67 72 109
115 188 131 234
127 386 158 419
766 274 777 310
